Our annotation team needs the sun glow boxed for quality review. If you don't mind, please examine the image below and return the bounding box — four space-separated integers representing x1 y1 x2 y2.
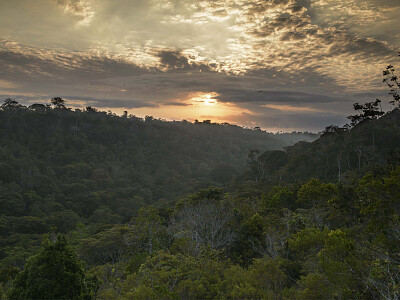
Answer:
191 92 218 106
112 91 251 125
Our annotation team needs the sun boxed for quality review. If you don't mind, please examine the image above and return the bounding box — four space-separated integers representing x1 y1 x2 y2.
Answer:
127 90 253 124
191 92 218 106
204 94 216 106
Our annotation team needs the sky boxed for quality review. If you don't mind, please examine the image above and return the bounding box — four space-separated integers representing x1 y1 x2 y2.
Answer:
0 0 399 132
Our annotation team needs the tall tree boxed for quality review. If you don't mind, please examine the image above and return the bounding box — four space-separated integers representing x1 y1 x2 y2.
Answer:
1 98 21 110
347 99 384 127
383 62 400 108
51 97 66 128
7 235 97 299
51 97 66 109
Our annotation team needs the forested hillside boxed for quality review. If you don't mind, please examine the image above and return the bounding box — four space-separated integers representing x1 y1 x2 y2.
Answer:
1 101 399 299
0 103 316 275
0 103 316 212
242 109 400 186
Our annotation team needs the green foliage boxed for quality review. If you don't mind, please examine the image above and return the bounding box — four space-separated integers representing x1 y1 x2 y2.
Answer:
78 225 131 266
7 235 97 299
289 227 328 264
250 109 400 184
0 265 19 299
125 250 234 299
297 179 337 207
263 185 296 209
357 166 400 238
297 179 337 226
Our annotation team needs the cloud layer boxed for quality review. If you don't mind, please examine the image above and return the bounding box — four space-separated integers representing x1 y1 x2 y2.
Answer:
0 0 399 131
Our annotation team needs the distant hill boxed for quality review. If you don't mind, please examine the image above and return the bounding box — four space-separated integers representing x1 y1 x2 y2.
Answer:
0 105 316 221
244 109 400 185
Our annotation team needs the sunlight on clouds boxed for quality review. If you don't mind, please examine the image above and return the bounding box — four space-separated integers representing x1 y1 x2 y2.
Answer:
310 0 400 49
311 0 395 25
263 104 324 113
190 92 218 106
2 0 395 81
54 0 95 26
122 91 252 124
316 55 388 92
0 0 399 131
0 80 18 90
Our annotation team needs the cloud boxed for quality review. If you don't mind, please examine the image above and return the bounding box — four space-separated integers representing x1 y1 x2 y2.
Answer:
262 104 324 113
0 39 377 119
0 79 18 89
0 0 399 131
0 42 152 82
66 96 157 109
53 0 92 15
157 50 212 72
0 94 156 109
163 101 192 106
215 88 340 105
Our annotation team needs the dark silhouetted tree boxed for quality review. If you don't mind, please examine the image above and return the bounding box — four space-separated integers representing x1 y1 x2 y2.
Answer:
51 97 66 127
347 99 384 126
383 62 400 107
86 106 97 113
28 103 46 112
1 98 21 110
51 97 65 109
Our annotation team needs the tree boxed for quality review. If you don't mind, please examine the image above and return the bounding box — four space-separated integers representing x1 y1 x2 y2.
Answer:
383 62 400 107
349 59 400 127
7 235 97 299
170 189 235 254
322 125 349 135
28 103 46 112
1 98 21 110
247 257 288 298
51 97 66 109
86 106 97 113
131 206 167 255
297 178 337 227
0 184 25 216
127 250 233 299
79 225 131 266
51 97 66 128
257 150 288 182
247 149 262 182
357 166 400 236
347 99 384 127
